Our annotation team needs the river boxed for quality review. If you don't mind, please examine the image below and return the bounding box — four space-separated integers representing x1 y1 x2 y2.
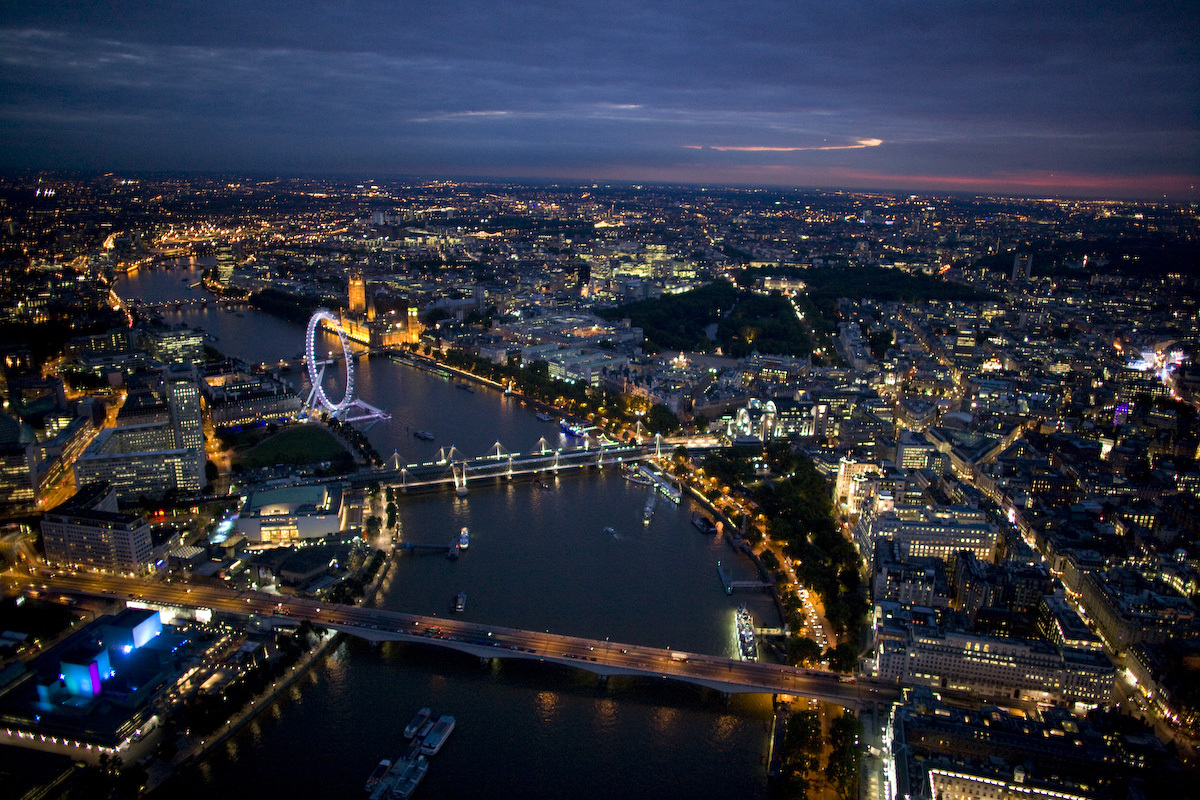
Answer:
118 261 777 799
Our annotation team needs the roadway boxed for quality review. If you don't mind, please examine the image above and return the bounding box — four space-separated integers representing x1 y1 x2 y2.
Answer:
9 572 899 709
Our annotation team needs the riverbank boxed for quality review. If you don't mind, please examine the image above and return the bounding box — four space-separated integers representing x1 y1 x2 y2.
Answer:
144 628 340 795
144 555 395 795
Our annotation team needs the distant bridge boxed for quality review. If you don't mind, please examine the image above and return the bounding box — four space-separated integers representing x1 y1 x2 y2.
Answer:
374 441 654 494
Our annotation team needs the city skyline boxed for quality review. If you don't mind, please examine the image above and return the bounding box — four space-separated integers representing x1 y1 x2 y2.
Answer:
1 1 1198 200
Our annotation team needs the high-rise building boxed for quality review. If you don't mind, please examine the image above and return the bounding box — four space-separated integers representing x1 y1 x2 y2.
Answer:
215 242 238 284
140 327 205 365
73 371 205 503
41 482 161 573
0 411 38 513
73 423 203 502
166 375 203 453
1011 253 1032 282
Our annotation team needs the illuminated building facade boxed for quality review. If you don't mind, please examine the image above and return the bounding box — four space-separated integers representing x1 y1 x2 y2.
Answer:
41 482 162 573
235 483 347 546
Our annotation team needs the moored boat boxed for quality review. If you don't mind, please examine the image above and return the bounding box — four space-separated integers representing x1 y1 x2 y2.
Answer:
419 715 456 755
560 419 589 437
365 759 391 791
390 756 429 799
403 707 432 739
735 605 757 661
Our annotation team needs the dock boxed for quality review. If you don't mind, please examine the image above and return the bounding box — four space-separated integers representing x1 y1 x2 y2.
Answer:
396 541 461 557
717 560 775 595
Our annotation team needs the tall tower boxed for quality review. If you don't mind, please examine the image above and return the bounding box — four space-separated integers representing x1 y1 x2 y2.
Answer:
406 306 421 343
166 376 203 453
215 243 237 285
1011 253 1032 282
348 271 367 314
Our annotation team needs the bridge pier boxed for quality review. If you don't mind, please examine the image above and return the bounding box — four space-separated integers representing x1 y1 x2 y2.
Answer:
479 656 491 667
597 675 608 689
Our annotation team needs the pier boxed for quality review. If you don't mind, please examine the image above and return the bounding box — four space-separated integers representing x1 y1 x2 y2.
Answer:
395 541 460 557
716 560 775 595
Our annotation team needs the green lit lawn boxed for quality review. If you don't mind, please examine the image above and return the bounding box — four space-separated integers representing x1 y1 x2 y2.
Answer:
234 425 350 469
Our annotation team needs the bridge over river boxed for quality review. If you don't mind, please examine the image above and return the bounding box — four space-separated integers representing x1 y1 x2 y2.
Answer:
27 574 899 710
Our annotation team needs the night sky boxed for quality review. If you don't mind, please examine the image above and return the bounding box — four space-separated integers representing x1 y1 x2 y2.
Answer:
1 1 1197 199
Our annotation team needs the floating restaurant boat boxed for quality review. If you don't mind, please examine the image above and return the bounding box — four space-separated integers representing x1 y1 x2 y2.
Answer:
560 419 589 437
535 411 553 422
623 464 653 486
735 605 757 661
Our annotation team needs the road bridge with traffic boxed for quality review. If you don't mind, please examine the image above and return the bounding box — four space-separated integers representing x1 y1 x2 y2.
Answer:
22 574 899 711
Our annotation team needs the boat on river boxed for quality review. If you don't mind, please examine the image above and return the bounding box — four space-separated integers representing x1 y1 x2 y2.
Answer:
736 605 757 661
365 759 391 791
560 419 589 437
623 464 653 486
453 592 466 612
390 756 428 798
404 707 433 739
419 715 456 755
413 430 435 441
458 527 470 549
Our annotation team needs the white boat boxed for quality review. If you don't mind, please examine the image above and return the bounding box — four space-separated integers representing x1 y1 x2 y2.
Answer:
458 526 470 549
419 715 456 755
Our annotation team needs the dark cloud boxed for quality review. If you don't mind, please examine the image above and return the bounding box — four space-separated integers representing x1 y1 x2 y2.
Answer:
0 1 1196 197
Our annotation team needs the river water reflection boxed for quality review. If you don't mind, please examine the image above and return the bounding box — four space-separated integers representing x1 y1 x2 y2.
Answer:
119 263 776 799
